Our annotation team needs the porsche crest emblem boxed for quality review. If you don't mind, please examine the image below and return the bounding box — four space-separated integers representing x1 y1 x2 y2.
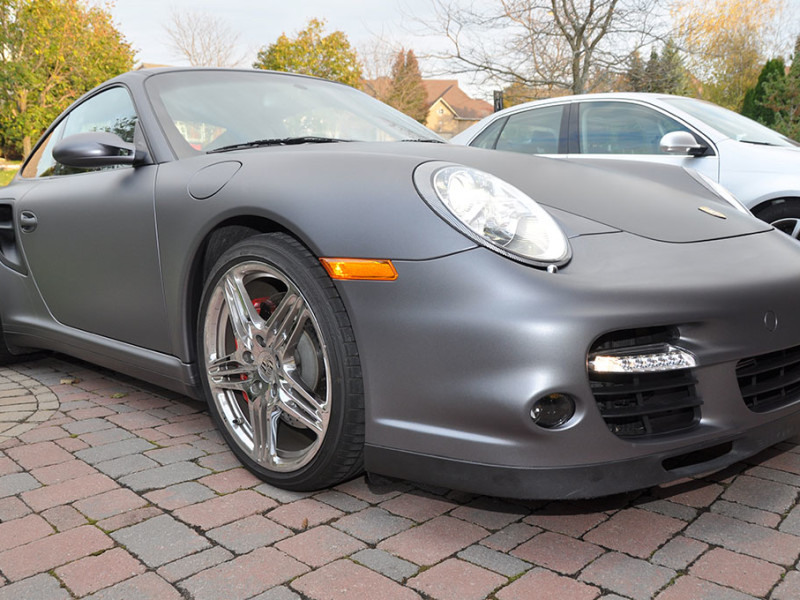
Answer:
698 206 727 219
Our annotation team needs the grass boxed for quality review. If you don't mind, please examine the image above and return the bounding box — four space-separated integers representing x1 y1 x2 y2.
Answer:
0 161 21 186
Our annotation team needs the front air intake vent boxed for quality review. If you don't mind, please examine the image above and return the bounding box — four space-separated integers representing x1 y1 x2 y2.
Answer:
737 344 800 413
589 327 701 439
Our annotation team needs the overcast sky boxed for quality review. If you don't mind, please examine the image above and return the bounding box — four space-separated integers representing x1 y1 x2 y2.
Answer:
107 0 439 68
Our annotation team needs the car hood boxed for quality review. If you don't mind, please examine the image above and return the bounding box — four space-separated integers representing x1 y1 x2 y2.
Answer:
420 146 771 243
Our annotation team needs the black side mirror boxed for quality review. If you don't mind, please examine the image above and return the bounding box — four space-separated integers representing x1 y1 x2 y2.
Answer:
53 132 145 167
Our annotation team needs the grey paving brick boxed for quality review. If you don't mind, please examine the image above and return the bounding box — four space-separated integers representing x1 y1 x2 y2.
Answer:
780 505 800 536
207 515 292 554
580 552 675 600
157 546 234 583
249 586 302 600
145 444 205 465
95 454 160 478
332 507 414 544
111 514 211 567
144 481 217 510
314 490 369 513
711 500 780 528
480 522 540 552
118 462 211 492
746 466 800 488
651 536 708 570
721 475 797 514
83 572 183 600
63 418 115 435
254 482 313 503
0 472 40 497
636 498 698 522
0 573 71 600
458 543 531 577
79 427 136 447
75 438 156 465
351 548 419 582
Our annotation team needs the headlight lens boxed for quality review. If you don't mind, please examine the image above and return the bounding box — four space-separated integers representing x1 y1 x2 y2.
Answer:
428 165 571 266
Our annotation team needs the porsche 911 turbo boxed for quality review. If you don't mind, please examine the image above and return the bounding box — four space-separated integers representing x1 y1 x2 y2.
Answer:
2 68 800 499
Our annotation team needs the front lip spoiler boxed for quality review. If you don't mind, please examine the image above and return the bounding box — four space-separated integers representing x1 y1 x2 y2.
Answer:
364 412 800 500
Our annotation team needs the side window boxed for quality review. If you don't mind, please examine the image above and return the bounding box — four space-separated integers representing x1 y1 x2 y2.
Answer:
21 87 139 178
579 102 690 155
471 117 507 149
494 106 564 155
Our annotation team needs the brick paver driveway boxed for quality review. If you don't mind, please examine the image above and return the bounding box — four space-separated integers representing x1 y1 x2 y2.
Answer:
1 356 799 600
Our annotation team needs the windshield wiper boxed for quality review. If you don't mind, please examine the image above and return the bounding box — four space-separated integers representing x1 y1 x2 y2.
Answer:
400 138 446 143
739 139 776 146
207 136 349 153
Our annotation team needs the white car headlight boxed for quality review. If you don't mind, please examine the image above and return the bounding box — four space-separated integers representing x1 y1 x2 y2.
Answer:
420 164 571 266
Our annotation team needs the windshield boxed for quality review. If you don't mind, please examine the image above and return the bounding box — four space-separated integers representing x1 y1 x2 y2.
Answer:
662 96 799 147
145 69 442 157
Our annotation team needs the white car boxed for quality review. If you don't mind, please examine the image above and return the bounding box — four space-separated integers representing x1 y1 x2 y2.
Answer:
452 93 800 238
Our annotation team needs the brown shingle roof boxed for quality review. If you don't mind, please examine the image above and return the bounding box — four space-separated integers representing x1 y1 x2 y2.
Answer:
423 80 492 119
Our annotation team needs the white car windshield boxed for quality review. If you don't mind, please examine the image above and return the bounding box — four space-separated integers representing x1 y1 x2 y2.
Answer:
663 97 799 148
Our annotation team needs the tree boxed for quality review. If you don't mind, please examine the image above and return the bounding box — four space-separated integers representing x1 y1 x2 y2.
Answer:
673 0 784 110
762 36 800 140
0 0 134 158
425 0 667 96
386 49 428 122
253 19 362 88
741 58 785 126
164 10 243 67
626 50 647 92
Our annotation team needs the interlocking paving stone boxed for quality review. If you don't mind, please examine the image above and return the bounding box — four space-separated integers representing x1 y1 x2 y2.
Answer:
0 573 72 600
111 514 210 568
685 512 800 566
496 568 600 600
179 547 309 600
407 557 506 600
580 552 676 600
290 559 419 600
0 358 799 599
351 548 419 582
118 461 211 492
458 544 531 577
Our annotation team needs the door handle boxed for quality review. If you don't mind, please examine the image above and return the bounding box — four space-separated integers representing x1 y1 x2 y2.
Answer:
19 211 37 233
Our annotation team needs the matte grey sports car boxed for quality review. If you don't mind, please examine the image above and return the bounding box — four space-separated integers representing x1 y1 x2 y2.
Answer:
3 68 800 499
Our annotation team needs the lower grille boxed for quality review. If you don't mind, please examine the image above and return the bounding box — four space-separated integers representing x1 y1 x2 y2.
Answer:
589 327 701 439
737 344 800 413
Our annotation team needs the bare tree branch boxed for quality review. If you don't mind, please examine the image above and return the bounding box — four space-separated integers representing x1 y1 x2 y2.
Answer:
164 10 244 68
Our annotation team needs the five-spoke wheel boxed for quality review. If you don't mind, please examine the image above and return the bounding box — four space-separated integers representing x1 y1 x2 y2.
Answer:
198 233 364 490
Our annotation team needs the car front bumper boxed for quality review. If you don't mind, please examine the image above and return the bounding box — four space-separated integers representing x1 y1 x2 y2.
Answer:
338 228 800 498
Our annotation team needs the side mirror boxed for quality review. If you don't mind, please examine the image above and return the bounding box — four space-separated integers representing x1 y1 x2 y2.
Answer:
53 131 144 167
659 131 708 157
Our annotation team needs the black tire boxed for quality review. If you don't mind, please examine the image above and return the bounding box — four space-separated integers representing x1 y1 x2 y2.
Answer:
197 233 364 490
755 200 800 240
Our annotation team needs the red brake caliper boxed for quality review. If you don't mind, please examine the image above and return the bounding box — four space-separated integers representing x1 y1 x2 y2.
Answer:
239 297 276 402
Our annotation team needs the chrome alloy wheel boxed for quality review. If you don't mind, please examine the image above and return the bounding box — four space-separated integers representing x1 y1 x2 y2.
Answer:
203 260 331 472
770 217 800 240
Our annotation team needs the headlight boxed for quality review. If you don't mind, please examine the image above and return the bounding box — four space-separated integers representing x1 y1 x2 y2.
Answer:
685 168 750 214
416 163 571 266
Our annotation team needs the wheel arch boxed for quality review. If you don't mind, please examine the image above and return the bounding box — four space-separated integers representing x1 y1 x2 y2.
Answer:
184 216 317 376
750 196 800 218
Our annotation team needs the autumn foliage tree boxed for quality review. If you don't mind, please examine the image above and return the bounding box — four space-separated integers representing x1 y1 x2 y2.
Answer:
673 0 784 110
0 0 134 158
253 19 362 88
386 49 428 123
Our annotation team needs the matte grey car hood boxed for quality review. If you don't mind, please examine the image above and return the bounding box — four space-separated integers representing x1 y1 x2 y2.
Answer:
422 145 773 243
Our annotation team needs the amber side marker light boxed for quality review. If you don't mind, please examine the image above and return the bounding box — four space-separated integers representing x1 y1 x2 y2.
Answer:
319 258 398 281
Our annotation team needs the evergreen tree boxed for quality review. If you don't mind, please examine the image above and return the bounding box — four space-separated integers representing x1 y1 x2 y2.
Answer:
644 49 660 92
742 58 785 125
657 39 690 95
626 51 646 92
763 36 800 140
386 49 428 123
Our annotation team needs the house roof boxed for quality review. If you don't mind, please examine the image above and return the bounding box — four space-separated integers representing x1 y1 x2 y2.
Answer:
362 77 492 120
423 80 492 119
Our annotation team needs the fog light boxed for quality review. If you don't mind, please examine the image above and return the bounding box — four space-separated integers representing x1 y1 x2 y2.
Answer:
531 393 575 429
589 344 696 374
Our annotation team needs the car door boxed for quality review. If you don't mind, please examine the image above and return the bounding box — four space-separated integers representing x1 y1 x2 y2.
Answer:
570 100 719 180
15 86 171 353
471 104 569 156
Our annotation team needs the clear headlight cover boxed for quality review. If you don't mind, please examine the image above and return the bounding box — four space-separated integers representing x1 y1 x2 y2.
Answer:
429 165 571 266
